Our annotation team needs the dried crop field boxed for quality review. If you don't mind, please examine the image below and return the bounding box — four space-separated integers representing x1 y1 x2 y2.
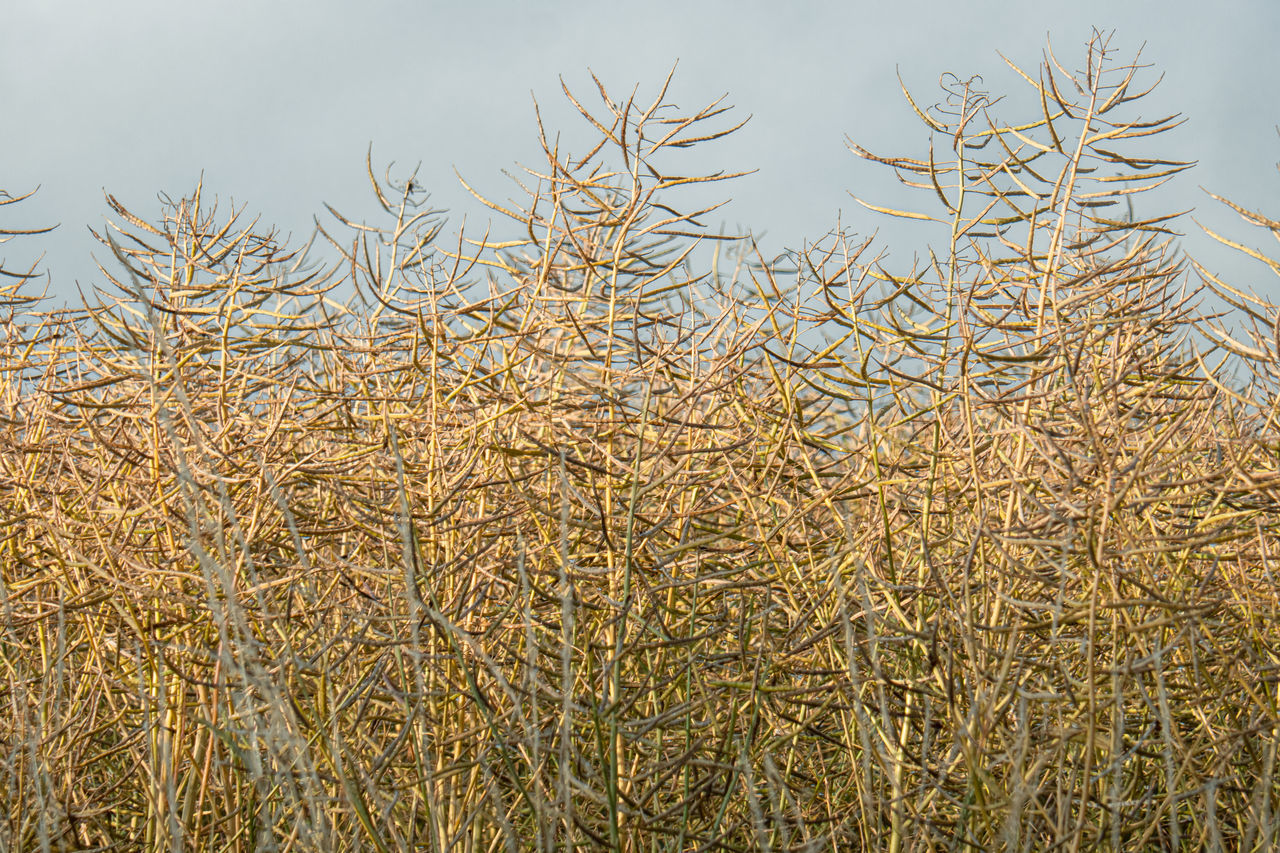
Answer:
3 35 1280 851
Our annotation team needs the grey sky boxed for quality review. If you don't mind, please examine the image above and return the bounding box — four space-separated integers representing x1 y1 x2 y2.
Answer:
5 1 1279 310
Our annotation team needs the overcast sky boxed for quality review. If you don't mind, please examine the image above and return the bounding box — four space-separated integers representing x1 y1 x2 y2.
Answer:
4 1 1279 311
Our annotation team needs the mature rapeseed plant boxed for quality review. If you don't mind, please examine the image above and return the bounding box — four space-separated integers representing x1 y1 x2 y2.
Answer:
2 33 1279 851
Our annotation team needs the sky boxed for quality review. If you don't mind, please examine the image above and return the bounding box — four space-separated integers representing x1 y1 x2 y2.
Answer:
4 1 1279 315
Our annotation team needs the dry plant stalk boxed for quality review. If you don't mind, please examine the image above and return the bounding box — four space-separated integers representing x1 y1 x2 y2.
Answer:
1 33 1279 851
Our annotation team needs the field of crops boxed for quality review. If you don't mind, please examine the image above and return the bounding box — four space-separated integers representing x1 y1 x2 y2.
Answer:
3 35 1279 851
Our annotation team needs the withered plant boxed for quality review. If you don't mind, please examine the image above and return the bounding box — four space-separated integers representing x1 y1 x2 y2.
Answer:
2 32 1279 851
